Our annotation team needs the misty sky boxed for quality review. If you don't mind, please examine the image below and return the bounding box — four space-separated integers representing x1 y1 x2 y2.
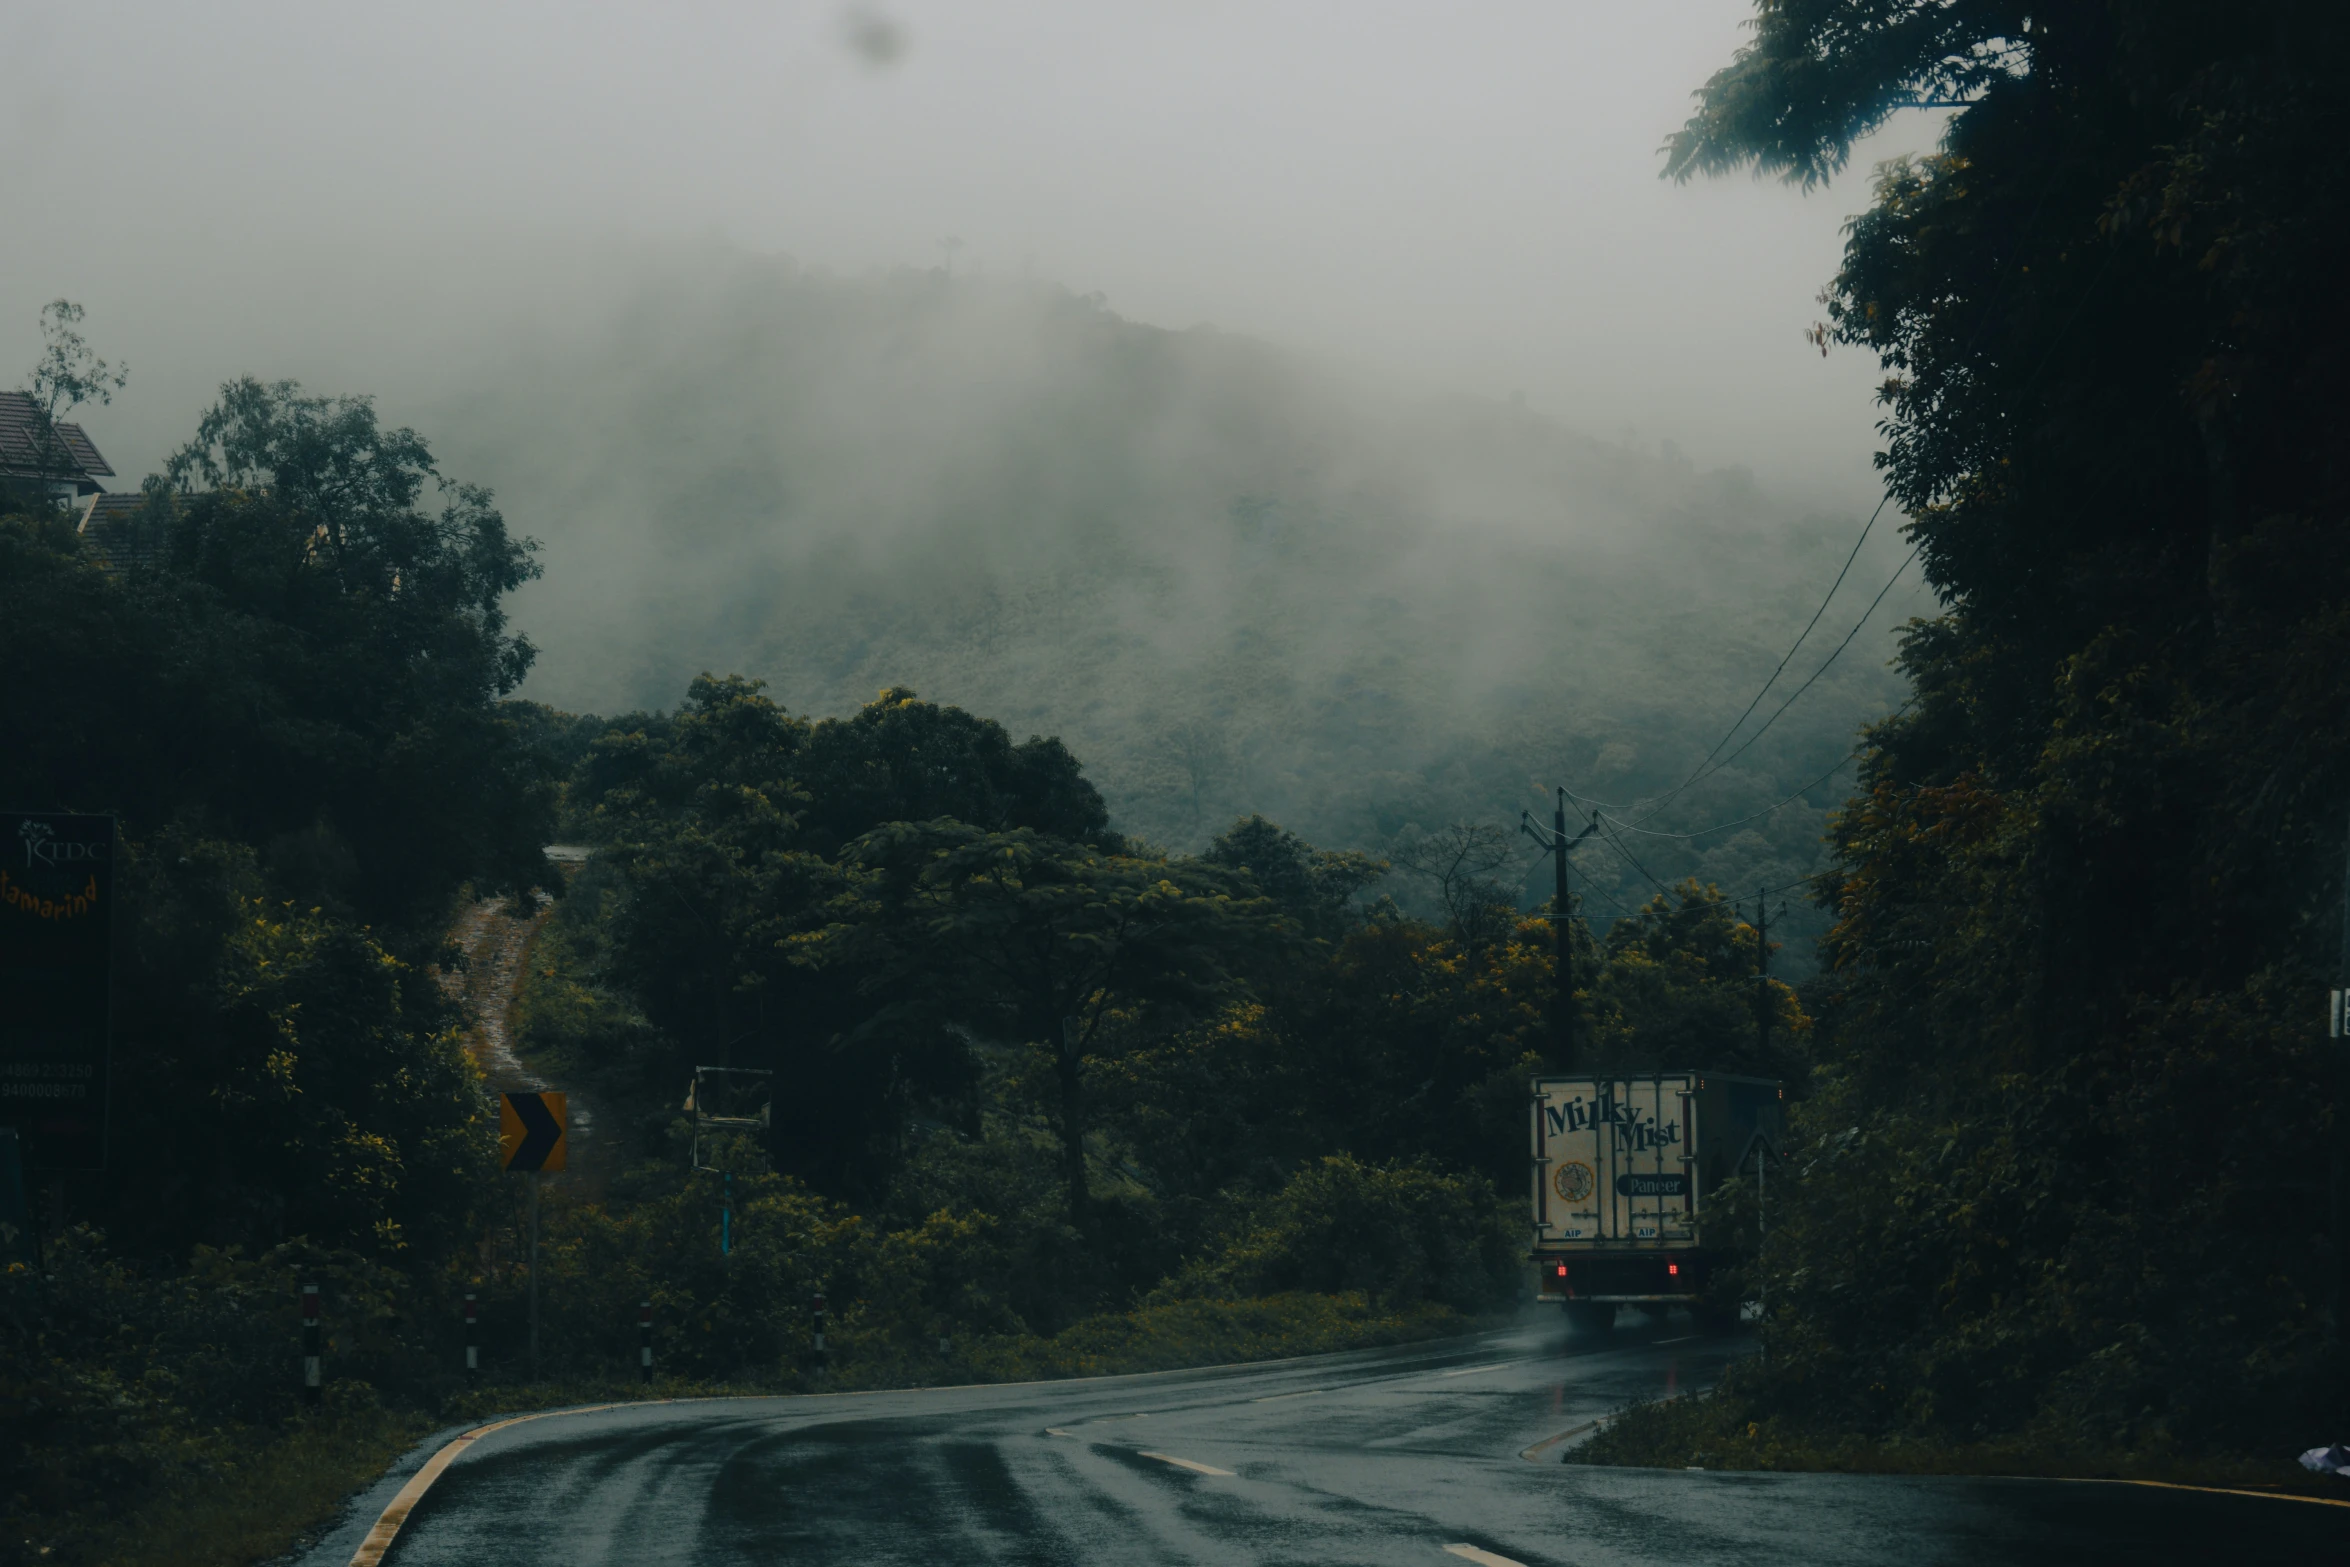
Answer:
5 1 1939 500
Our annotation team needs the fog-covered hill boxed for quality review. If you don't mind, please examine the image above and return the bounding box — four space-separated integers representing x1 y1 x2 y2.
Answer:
429 253 1918 943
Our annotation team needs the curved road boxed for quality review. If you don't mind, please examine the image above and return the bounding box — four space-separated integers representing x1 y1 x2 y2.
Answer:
298 1315 2346 1566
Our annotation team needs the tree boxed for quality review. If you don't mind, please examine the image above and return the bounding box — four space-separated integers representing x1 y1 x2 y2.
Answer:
795 824 1274 1223
1387 822 1517 954
1 373 550 1257
1669 0 2350 1448
1202 814 1383 943
793 687 1111 857
9 300 126 505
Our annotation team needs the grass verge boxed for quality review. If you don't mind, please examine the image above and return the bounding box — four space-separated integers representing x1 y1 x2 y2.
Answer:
1566 1387 2350 1502
60 1403 440 1567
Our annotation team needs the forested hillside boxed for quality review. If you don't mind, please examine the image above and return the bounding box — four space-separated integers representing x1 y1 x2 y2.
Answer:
430 263 1914 946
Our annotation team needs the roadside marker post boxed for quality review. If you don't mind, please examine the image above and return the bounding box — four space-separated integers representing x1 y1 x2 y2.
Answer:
463 1292 478 1384
301 1282 322 1407
811 1291 828 1378
639 1299 653 1385
498 1091 567 1384
528 1171 540 1380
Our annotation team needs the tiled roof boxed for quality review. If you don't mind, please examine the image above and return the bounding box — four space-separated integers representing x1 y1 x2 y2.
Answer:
77 491 170 573
0 390 114 482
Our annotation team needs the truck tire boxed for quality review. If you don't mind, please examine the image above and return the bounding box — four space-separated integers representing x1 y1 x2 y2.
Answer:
1564 1301 1616 1340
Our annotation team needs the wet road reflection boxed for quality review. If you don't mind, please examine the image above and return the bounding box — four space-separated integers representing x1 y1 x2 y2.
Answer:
300 1312 2350 1566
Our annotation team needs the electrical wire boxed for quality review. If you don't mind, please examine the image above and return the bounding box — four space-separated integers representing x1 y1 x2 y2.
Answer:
1602 695 1918 843
1592 814 1677 900
1553 494 1894 819
1645 493 1891 809
1599 750 1860 840
1626 545 1920 824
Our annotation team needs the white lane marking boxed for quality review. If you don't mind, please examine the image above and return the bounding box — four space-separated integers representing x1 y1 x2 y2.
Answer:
1138 1450 1235 1476
1252 1388 1327 1402
1045 1428 1076 1437
1653 1335 1699 1345
1437 1361 1520 1377
1443 1547 1527 1567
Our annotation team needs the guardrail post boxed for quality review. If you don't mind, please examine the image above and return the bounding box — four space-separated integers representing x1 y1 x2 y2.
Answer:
301 1282 322 1407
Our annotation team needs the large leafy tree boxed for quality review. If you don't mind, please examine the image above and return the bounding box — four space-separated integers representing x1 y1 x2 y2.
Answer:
795 823 1274 1222
1 369 548 1256
569 681 1127 1192
1671 2 2350 1447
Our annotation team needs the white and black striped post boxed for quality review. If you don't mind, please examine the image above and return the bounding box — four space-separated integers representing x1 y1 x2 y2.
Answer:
638 1299 653 1385
464 1292 479 1384
811 1291 827 1376
301 1282 322 1406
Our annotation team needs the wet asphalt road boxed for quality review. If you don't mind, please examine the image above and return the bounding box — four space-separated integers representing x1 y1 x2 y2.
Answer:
299 1313 2349 1566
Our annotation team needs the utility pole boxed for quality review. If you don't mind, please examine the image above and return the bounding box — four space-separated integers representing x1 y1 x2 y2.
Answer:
1522 790 1600 1068
527 1169 542 1383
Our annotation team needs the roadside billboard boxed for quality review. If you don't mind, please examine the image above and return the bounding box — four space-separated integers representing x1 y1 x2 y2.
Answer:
0 813 115 1170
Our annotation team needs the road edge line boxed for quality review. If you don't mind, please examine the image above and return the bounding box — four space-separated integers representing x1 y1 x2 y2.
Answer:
2016 1475 2350 1511
1520 1419 1601 1461
345 1400 671 1565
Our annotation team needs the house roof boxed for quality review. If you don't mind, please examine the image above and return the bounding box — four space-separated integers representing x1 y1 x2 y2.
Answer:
0 390 115 485
77 491 169 573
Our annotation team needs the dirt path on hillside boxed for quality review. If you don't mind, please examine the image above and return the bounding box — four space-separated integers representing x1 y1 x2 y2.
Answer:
441 846 620 1194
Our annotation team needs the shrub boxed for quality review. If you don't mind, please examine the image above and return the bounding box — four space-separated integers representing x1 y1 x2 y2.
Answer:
1159 1154 1518 1312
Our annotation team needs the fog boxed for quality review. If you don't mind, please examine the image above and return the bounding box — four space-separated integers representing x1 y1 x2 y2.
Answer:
6 2 1936 492
4 1 1944 934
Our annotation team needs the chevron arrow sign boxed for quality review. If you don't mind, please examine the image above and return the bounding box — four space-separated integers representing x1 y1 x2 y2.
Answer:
499 1091 567 1172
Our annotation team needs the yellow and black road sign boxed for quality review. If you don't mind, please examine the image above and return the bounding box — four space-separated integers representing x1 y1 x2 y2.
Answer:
499 1091 567 1172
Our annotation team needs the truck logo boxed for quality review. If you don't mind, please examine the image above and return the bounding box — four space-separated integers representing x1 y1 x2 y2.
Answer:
1552 1161 1595 1202
1544 1092 1682 1152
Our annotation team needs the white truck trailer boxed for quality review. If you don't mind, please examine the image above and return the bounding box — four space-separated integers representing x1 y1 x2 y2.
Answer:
1529 1071 1784 1334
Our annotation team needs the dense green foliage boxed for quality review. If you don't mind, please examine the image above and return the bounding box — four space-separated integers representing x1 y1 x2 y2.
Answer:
1 378 550 1261
1636 0 2350 1457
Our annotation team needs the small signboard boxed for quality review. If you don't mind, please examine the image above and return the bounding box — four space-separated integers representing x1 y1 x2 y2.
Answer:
0 813 115 1170
499 1090 567 1172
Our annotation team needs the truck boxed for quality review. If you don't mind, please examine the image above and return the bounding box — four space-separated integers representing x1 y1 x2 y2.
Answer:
1528 1071 1784 1335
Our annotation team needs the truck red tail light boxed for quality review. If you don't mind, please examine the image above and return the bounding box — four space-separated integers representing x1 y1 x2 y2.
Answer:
1554 1264 1567 1278
1667 1262 1679 1276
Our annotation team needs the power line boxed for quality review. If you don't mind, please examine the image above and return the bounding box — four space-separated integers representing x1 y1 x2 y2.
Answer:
1601 695 1918 843
1592 814 1677 900
1598 751 1859 840
1557 494 1892 818
1652 494 1891 807
1625 545 1920 824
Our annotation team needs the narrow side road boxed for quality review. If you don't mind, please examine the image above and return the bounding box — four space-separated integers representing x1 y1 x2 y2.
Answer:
290 1315 2349 1566
439 846 620 1190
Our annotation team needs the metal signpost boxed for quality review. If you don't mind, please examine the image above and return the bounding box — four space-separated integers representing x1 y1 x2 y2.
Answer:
0 812 116 1176
686 1065 772 1172
499 1090 567 1380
